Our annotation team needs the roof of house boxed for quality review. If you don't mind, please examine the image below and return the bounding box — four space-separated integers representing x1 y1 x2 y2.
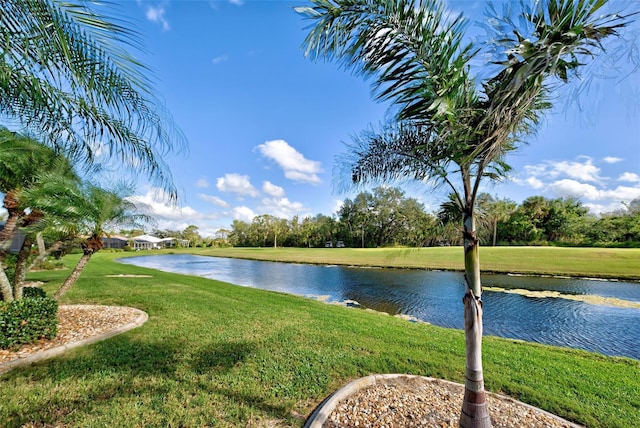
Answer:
131 234 163 243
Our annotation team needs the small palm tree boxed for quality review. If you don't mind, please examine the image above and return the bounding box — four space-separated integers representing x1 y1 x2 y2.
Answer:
49 183 150 300
0 0 185 196
297 0 634 426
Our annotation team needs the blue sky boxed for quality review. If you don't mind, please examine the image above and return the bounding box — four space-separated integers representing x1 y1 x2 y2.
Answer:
115 0 639 237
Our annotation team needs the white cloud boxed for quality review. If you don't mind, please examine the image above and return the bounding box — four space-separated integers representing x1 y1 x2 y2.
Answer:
211 55 228 65
548 179 601 200
602 185 640 201
583 201 627 215
262 181 285 197
228 0 244 5
516 157 640 215
255 140 323 185
196 178 210 188
145 5 170 31
524 164 551 177
619 172 640 183
603 156 623 164
258 197 308 219
233 206 255 222
216 173 259 197
127 187 216 232
552 159 603 183
548 180 640 207
523 157 604 185
198 193 230 208
526 177 545 189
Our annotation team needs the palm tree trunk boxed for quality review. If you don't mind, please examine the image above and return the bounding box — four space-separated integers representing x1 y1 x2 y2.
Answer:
0 267 13 302
460 209 491 428
492 219 497 247
36 232 46 255
12 236 33 300
53 252 92 300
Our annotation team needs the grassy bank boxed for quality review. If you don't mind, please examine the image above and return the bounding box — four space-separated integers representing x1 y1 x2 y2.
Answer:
1 251 638 427
184 246 640 281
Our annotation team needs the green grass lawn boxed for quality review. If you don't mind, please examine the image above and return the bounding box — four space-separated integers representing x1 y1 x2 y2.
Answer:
183 246 640 281
0 249 638 427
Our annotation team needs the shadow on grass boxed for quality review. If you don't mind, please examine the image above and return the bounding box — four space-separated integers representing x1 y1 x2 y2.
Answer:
191 340 254 374
0 336 291 427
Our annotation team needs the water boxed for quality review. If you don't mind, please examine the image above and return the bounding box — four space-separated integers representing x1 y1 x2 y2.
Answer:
118 254 640 360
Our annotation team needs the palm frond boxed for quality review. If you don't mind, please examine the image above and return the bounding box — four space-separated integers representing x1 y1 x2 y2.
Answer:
298 0 476 122
0 0 186 198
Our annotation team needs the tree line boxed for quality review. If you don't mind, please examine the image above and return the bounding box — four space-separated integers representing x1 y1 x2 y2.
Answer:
228 186 640 248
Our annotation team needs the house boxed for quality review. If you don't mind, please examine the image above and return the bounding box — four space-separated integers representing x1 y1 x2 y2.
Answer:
131 234 163 250
101 234 130 249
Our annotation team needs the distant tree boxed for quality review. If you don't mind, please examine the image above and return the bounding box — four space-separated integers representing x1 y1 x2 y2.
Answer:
476 194 516 246
545 198 590 242
229 220 252 247
182 225 202 247
339 191 375 247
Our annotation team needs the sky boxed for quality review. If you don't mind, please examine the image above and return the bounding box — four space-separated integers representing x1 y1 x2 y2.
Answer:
107 0 639 237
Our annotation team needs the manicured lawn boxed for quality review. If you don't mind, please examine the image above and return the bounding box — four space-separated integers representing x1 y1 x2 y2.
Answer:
185 246 640 281
0 250 638 427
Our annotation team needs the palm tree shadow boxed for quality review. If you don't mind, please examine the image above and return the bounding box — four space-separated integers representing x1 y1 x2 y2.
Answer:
190 340 254 374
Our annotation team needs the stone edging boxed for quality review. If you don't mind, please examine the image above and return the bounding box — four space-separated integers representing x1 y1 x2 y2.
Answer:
0 306 148 375
303 374 584 428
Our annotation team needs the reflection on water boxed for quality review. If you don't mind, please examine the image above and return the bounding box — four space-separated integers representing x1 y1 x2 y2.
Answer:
118 254 640 360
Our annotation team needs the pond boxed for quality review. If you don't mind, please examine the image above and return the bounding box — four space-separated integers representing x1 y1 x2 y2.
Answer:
118 254 640 360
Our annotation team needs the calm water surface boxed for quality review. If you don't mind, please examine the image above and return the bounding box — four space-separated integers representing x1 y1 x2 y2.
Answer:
119 254 640 360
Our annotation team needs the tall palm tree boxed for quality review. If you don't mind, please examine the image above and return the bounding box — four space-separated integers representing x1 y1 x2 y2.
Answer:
0 0 185 196
297 0 634 426
47 183 150 300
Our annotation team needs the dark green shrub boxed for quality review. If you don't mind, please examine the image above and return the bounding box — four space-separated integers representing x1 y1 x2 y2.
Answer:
22 287 47 298
0 296 58 349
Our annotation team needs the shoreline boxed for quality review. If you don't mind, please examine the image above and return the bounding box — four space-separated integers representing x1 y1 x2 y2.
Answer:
154 250 640 283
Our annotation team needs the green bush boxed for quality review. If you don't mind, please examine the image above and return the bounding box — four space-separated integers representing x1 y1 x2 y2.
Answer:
0 296 58 349
22 287 47 299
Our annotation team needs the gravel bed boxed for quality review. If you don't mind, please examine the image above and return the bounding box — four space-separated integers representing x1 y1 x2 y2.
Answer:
0 305 144 366
323 376 581 428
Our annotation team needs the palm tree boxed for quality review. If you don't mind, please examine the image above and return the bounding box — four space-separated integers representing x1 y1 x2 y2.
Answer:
0 129 80 301
476 194 516 246
49 183 150 300
0 0 185 196
297 0 633 426
11 171 88 299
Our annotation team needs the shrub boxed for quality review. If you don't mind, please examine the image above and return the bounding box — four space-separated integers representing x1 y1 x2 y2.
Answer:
0 296 58 349
22 287 47 299
32 258 66 271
